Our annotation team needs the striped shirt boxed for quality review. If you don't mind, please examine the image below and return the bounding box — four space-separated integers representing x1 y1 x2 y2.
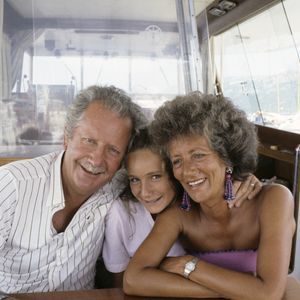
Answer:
0 151 125 293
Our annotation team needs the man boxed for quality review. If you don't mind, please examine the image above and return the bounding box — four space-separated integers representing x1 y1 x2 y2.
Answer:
0 85 147 293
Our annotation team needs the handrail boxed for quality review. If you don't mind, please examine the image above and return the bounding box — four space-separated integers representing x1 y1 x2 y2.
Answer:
293 144 300 198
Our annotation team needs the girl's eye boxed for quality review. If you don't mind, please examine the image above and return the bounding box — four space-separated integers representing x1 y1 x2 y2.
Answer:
129 177 140 184
151 174 162 181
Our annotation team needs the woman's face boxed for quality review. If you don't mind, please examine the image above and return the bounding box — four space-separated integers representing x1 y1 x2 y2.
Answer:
169 134 226 205
126 148 176 215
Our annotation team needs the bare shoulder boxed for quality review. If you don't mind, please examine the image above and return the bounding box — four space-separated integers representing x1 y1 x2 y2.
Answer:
259 183 294 219
260 183 293 204
155 201 186 229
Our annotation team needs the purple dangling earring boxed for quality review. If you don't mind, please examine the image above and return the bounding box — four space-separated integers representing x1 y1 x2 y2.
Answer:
224 166 235 201
180 191 191 211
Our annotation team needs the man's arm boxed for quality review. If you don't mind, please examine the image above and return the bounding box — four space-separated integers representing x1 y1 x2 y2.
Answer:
0 168 17 249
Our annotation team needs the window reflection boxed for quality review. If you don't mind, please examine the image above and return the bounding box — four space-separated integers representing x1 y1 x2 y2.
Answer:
213 0 300 134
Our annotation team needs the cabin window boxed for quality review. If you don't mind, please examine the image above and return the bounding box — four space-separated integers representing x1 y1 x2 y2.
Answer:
0 0 205 158
211 0 300 134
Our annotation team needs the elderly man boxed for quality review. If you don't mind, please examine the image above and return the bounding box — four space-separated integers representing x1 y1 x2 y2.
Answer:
0 85 147 294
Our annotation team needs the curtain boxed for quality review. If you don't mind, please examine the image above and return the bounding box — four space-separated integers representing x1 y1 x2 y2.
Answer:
1 33 12 100
11 28 43 93
0 0 11 100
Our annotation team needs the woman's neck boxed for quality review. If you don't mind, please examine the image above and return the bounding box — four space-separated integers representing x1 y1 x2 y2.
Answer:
200 199 232 224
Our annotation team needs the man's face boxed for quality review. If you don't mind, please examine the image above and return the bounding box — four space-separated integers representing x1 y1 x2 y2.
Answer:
62 101 133 200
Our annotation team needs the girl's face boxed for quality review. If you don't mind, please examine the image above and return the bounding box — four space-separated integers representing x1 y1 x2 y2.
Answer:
169 134 226 205
126 148 176 215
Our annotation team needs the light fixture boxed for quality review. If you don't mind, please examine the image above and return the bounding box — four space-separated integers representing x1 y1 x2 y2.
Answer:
218 0 237 11
208 7 226 16
208 0 237 17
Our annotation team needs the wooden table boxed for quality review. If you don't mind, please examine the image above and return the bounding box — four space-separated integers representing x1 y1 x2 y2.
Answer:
11 276 300 300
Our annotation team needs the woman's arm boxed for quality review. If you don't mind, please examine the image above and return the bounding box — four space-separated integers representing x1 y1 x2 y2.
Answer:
123 207 220 298
161 184 295 300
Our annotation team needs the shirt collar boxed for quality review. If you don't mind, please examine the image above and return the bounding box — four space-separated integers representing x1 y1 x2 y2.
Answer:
46 150 65 208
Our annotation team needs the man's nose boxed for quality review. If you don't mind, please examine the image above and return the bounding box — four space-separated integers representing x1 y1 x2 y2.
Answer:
90 145 106 166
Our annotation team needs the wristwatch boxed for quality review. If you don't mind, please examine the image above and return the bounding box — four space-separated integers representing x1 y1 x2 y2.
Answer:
183 257 198 278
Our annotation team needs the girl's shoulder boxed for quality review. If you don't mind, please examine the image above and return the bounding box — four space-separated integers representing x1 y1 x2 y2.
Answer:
157 200 199 226
109 197 145 218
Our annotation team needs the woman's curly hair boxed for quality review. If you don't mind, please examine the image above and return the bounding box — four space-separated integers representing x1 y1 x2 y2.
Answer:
149 92 258 180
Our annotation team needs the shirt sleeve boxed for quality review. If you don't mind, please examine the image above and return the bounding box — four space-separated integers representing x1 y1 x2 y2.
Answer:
102 199 131 273
0 168 17 249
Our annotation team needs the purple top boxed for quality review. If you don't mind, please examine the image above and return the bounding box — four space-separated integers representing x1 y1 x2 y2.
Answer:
192 249 257 273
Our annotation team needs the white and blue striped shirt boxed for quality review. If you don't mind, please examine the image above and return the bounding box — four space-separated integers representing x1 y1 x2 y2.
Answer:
0 151 125 293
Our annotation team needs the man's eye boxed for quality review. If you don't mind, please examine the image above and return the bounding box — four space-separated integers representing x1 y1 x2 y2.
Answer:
108 146 120 156
82 137 96 145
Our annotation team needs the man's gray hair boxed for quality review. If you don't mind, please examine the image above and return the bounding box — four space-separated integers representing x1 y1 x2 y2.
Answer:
65 85 148 147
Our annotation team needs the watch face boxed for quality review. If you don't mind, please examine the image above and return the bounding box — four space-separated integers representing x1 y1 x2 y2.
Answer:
184 258 198 278
186 261 195 271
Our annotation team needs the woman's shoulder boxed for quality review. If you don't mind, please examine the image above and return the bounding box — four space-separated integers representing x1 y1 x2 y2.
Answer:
260 183 293 203
258 183 294 216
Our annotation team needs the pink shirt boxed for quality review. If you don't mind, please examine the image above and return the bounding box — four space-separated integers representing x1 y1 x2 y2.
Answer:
102 198 185 273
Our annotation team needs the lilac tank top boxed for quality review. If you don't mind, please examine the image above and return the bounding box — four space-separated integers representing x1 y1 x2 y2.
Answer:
191 250 257 273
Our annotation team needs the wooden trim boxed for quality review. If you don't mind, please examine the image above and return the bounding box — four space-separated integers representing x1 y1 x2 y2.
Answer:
256 125 300 151
202 0 281 36
0 157 28 166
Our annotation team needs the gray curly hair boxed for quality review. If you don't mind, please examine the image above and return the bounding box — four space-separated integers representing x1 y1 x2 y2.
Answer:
65 85 148 149
150 92 258 180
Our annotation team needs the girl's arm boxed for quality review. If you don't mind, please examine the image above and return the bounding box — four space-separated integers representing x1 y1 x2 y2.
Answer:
123 207 221 298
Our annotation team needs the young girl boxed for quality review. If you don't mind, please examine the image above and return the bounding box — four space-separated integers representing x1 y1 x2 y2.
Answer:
102 127 262 287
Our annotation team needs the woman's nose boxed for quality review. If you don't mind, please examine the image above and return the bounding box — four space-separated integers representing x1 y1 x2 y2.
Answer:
182 159 196 177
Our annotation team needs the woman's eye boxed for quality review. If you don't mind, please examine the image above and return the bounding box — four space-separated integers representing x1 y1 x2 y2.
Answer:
193 152 204 160
172 159 181 168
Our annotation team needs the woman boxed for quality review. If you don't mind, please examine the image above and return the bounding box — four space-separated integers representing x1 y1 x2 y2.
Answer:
123 93 295 299
101 127 262 287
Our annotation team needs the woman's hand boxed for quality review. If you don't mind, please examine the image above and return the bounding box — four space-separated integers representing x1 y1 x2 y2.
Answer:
230 174 263 208
159 255 194 277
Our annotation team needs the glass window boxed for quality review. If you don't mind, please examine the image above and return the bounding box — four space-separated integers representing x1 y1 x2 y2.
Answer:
212 0 300 134
0 0 204 157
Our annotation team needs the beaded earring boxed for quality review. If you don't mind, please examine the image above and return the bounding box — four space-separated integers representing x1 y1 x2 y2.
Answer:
180 191 191 211
224 166 235 201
